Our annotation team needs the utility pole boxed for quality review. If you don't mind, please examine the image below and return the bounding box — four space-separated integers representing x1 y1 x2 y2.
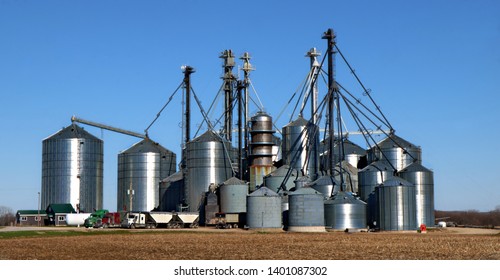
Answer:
127 181 134 212
37 191 40 227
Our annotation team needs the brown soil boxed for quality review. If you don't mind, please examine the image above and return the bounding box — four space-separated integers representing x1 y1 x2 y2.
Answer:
0 227 498 260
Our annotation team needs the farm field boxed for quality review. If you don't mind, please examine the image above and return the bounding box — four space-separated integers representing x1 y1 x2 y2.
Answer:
0 227 498 260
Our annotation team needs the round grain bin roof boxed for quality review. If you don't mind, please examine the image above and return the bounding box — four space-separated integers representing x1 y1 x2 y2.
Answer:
44 123 101 141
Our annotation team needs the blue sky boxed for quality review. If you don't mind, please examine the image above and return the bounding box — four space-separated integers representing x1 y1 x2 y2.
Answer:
1 0 499 212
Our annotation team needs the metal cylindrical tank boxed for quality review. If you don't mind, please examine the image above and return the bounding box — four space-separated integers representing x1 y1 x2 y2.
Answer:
41 124 103 212
368 134 421 171
288 187 325 232
117 138 176 212
307 175 340 199
249 112 275 190
377 177 416 231
185 130 234 212
282 116 319 178
159 171 184 212
220 177 248 213
319 138 366 171
399 163 434 228
358 161 394 201
358 161 394 229
293 176 311 190
263 165 298 192
324 192 367 230
246 186 282 230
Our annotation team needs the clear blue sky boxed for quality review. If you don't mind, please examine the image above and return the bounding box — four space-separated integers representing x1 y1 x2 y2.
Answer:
1 0 499 213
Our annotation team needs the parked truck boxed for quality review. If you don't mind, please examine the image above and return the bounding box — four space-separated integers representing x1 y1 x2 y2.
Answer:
84 209 109 228
121 211 199 229
95 212 123 228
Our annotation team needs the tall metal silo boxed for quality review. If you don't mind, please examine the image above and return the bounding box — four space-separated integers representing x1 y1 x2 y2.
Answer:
246 186 282 230
184 130 234 212
282 116 319 178
117 138 176 212
263 165 298 193
368 134 421 171
320 138 367 170
220 177 248 213
249 112 275 191
159 171 184 212
399 163 434 227
324 191 367 231
358 161 394 228
287 187 325 232
376 177 416 231
41 123 103 212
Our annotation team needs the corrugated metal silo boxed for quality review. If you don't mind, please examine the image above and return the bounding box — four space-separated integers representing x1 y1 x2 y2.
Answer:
159 171 184 212
282 116 319 178
184 130 234 212
334 161 359 193
324 191 367 230
377 177 417 231
358 161 394 228
249 112 275 191
246 186 282 230
307 175 340 199
287 187 325 232
399 163 434 227
368 134 421 171
263 165 298 192
41 124 103 212
220 177 248 213
319 138 366 171
117 138 176 212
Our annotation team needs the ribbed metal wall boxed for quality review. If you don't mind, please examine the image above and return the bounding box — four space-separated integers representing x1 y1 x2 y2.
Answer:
246 186 282 229
377 177 416 231
249 112 275 190
282 117 319 178
41 124 103 212
159 171 184 212
287 187 325 232
220 177 248 213
117 138 176 212
184 130 233 212
307 175 340 199
399 163 434 227
368 134 421 171
324 192 367 230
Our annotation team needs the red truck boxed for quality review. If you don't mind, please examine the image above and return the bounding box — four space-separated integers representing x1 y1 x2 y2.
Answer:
97 212 122 228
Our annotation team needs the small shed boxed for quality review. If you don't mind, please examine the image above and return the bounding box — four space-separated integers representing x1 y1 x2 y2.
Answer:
46 204 76 226
16 210 47 226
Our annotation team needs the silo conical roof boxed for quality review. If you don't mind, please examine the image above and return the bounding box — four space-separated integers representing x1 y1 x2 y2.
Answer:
374 134 418 149
44 123 101 141
328 191 366 205
160 171 183 183
221 177 246 186
249 186 279 197
264 165 298 177
380 177 414 187
121 138 173 154
360 161 394 173
284 116 310 127
400 162 432 173
289 187 321 196
190 130 225 143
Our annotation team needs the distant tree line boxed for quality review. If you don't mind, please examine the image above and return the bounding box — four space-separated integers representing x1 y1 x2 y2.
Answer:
0 206 16 226
436 207 500 227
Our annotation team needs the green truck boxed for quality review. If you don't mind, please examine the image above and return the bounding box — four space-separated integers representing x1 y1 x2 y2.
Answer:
84 209 109 228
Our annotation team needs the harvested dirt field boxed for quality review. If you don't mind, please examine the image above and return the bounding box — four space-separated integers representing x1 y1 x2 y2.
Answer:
0 227 499 260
